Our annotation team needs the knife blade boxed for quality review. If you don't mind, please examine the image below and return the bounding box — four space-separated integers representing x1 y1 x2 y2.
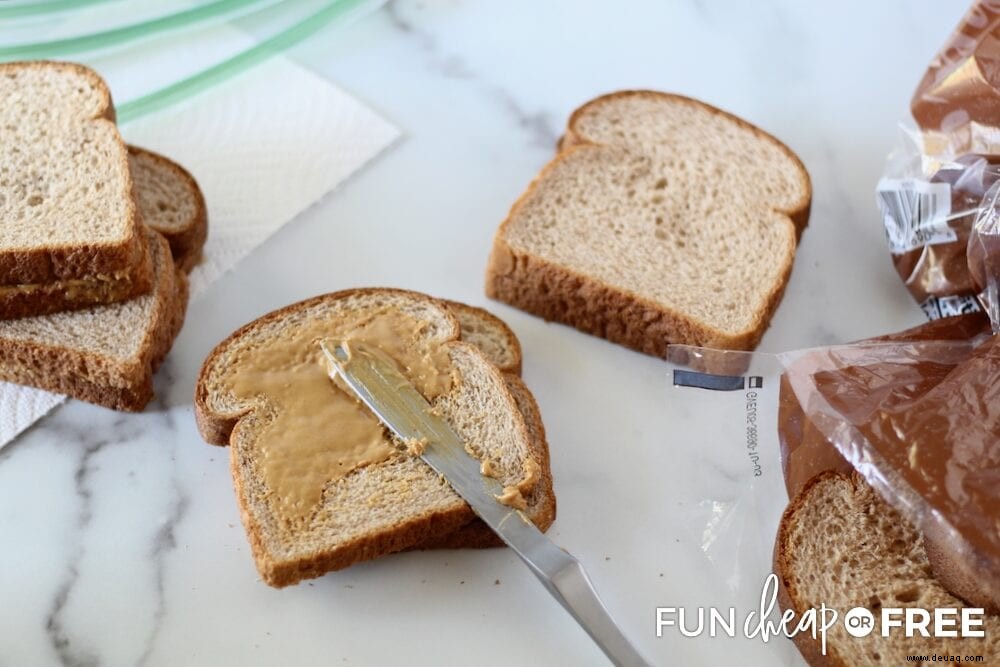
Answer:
320 339 651 667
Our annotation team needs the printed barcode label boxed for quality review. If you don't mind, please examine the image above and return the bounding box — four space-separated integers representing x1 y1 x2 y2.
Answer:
920 294 981 320
877 178 956 253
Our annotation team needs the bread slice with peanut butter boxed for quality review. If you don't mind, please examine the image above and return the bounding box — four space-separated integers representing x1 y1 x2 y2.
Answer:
195 289 555 586
0 227 188 411
408 301 551 550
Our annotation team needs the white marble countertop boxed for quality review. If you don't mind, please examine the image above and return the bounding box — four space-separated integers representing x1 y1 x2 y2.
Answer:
0 1 969 665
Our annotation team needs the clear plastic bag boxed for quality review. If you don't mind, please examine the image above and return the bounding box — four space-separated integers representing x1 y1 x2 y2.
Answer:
664 313 996 660
876 128 1000 320
877 0 1000 326
780 320 1000 611
970 179 1000 330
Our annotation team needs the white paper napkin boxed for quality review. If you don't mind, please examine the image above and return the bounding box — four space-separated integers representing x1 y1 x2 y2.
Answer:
0 33 399 447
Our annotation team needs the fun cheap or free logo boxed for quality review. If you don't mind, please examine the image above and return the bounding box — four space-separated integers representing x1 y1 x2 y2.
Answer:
655 575 986 655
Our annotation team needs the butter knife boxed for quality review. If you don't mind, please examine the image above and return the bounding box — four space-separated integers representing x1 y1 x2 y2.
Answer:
320 340 651 667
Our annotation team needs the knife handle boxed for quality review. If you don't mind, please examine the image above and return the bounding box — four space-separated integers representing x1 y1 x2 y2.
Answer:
501 520 652 667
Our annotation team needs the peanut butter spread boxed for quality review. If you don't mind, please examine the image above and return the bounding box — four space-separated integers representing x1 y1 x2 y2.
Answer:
0 269 134 297
494 457 540 511
220 309 456 523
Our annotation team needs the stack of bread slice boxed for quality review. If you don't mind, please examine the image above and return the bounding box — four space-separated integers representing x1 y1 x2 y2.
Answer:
0 62 207 411
196 289 555 586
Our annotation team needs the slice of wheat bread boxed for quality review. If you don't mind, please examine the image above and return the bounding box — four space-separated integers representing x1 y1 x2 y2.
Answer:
486 91 811 354
445 300 522 375
0 61 146 286
194 289 556 587
774 472 1000 665
128 146 207 273
0 228 188 411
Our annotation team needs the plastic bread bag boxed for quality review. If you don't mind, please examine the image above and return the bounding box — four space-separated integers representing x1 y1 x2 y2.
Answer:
911 0 1000 158
662 312 994 660
876 0 1000 321
779 314 1000 612
660 344 800 664
878 138 1000 318
970 179 1000 329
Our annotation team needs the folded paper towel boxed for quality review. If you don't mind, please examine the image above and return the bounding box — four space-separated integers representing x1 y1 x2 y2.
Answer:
0 41 399 447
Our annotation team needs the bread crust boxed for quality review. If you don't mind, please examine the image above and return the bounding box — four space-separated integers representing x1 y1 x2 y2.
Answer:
195 288 556 586
442 299 523 375
487 90 811 355
127 145 208 274
774 471 859 667
0 61 144 285
0 232 188 411
922 517 1000 615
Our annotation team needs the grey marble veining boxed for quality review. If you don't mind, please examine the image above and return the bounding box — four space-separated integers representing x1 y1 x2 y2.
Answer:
383 0 558 148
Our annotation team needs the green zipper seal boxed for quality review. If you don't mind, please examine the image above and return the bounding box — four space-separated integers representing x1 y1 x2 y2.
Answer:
116 0 373 124
0 0 113 21
0 0 281 60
